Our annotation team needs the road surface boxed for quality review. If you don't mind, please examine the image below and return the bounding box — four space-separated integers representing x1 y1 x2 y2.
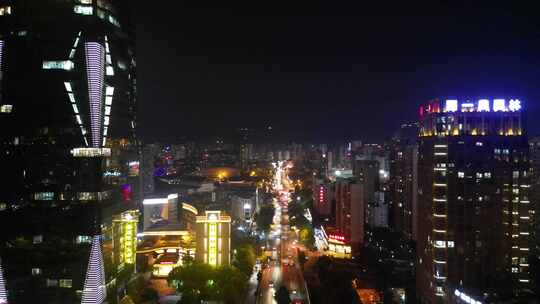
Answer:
258 163 309 304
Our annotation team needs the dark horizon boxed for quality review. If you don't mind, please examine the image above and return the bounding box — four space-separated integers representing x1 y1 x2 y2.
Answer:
133 1 540 143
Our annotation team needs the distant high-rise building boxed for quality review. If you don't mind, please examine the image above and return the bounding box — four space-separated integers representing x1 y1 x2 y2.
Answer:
334 177 364 253
416 98 532 303
313 177 332 217
389 123 419 240
367 191 389 228
0 0 138 302
195 211 231 266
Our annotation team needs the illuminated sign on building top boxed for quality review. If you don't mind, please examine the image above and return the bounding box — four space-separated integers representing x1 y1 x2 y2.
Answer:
443 99 522 113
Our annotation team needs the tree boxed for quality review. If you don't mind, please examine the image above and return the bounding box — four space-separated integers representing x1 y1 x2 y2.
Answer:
168 262 216 303
140 288 159 303
299 227 315 248
214 265 249 304
233 244 256 277
256 204 275 232
275 285 291 304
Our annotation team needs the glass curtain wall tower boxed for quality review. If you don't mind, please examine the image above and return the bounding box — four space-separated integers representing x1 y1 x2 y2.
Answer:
0 0 138 303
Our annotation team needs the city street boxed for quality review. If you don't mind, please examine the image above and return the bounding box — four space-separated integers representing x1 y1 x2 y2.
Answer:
257 163 310 304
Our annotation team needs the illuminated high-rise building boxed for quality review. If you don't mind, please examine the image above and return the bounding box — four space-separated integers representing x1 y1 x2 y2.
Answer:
0 1 138 302
416 98 533 303
195 211 231 267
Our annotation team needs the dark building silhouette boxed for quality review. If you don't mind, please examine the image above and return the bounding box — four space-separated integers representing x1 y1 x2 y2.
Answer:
0 0 139 302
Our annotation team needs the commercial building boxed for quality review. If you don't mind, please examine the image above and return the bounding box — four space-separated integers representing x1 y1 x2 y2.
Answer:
0 0 138 302
416 98 533 303
195 211 231 267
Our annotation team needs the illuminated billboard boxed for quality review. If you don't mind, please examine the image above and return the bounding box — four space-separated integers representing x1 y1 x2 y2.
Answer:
128 161 140 176
443 98 522 113
143 198 170 230
142 194 180 231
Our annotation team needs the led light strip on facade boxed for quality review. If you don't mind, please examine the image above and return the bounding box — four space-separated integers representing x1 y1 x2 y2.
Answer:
81 236 106 304
102 36 115 146
0 258 8 304
208 222 218 266
0 40 5 112
0 40 4 72
104 36 114 76
69 31 82 59
103 86 114 145
64 81 89 146
85 42 105 147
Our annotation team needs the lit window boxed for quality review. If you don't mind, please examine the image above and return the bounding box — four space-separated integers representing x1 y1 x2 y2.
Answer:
59 279 73 288
72 104 79 114
434 240 446 248
1 104 13 113
475 142 483 146
34 192 54 200
64 82 73 92
105 96 113 105
71 148 111 157
108 15 120 27
0 6 12 16
105 106 111 115
106 54 112 64
104 116 110 126
484 172 491 178
106 86 114 96
77 0 92 4
74 5 93 15
97 8 106 19
117 60 127 70
447 241 454 248
43 60 74 70
458 172 465 178
68 93 75 103
33 235 43 244
76 115 82 125
76 235 92 244
106 66 115 76
32 268 42 276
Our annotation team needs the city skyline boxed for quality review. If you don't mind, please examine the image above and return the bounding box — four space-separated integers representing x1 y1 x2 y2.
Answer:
0 1 538 304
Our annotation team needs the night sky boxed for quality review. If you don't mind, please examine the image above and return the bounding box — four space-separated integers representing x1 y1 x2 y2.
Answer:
133 1 540 143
